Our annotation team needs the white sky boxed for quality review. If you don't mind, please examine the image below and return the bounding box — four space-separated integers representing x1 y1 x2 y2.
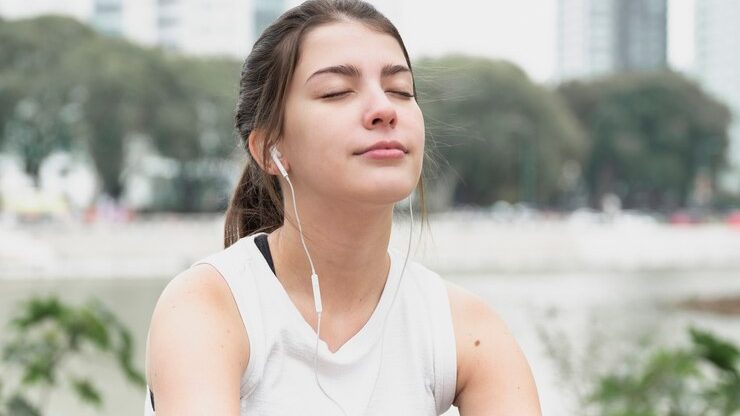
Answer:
0 0 695 83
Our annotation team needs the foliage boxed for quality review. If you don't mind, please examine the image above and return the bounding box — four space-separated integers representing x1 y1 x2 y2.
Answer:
539 322 740 416
0 17 97 183
0 296 145 415
589 327 740 415
0 16 240 208
3 17 734 212
558 71 732 211
414 55 589 208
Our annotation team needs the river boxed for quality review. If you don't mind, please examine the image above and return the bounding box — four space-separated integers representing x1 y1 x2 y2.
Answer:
1 216 739 415
1 270 739 415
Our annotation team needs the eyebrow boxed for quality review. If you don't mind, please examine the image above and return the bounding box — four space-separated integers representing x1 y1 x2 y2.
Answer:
305 63 411 84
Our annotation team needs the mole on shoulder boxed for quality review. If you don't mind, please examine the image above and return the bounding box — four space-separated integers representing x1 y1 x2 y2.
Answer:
474 339 480 347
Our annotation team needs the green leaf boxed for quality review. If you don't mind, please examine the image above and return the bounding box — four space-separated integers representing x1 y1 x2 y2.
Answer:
82 309 111 349
69 376 103 408
6 394 41 416
10 296 66 329
690 326 740 375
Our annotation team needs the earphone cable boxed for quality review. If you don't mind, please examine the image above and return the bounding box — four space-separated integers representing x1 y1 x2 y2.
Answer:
283 174 347 415
360 193 414 414
284 175 317 276
283 170 415 416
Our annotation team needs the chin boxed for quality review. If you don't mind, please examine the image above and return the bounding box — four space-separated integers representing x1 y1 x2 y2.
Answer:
351 180 417 206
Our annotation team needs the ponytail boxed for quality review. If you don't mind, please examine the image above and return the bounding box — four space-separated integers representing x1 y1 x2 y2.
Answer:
223 160 283 248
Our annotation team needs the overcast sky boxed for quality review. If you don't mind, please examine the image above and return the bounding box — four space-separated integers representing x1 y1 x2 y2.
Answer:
1 0 695 83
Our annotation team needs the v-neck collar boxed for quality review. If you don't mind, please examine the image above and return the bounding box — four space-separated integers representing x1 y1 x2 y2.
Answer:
244 232 401 363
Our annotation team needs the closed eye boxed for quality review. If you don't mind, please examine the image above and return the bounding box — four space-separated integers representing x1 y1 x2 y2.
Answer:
321 91 352 99
388 91 415 98
320 90 415 99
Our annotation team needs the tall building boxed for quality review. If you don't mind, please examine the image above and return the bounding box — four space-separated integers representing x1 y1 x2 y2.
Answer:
254 0 285 39
557 0 667 81
93 0 254 57
0 0 91 21
93 0 122 36
694 0 740 170
155 0 253 57
90 0 157 46
0 0 284 59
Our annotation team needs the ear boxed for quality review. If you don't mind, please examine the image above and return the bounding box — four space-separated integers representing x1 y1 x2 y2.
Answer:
247 130 288 176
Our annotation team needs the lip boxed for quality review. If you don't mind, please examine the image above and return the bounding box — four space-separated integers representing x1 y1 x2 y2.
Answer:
353 140 408 155
360 149 406 160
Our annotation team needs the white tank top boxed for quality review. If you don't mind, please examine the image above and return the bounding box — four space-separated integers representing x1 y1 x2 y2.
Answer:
144 232 457 415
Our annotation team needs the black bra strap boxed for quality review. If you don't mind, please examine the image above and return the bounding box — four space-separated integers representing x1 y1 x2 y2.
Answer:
254 233 276 275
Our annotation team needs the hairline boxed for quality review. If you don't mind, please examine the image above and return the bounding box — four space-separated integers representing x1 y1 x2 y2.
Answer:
294 16 414 85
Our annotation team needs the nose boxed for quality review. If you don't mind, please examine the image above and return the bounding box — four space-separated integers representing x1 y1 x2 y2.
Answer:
362 89 397 130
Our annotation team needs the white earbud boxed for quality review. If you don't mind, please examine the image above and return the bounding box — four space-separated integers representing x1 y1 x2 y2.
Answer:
270 146 289 177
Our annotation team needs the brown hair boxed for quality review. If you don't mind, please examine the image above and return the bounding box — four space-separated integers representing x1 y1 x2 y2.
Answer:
224 0 429 248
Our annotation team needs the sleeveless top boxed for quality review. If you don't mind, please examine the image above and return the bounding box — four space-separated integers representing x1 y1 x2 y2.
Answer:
144 232 457 415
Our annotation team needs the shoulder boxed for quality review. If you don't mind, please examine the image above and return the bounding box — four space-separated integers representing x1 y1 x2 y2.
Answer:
145 263 249 414
444 280 541 415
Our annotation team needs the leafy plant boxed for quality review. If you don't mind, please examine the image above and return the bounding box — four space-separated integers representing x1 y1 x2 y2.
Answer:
539 321 740 416
0 296 145 415
589 327 740 415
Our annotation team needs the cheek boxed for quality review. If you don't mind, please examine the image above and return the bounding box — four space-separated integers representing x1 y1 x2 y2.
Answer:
284 109 347 176
404 105 426 148
406 107 426 177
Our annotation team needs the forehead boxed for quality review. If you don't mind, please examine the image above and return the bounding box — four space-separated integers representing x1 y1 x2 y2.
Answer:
296 21 407 79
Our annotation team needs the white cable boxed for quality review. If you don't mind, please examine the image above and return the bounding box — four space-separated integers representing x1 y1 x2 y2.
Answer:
283 174 346 415
283 170 415 416
283 175 318 279
360 193 414 414
313 311 347 415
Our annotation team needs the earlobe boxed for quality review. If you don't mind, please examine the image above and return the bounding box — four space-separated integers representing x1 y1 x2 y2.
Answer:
247 129 288 176
270 146 289 178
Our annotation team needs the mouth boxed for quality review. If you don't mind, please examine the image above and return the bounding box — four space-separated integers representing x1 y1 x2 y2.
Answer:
353 140 409 155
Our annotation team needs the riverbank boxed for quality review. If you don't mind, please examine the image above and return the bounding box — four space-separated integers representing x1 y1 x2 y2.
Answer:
2 212 739 280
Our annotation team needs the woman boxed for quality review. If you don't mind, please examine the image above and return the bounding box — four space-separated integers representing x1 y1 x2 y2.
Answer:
144 0 541 414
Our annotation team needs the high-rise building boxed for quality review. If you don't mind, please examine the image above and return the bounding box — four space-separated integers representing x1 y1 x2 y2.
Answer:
155 0 252 57
254 0 285 39
0 0 91 21
92 0 122 36
556 0 667 81
91 0 157 46
1 0 280 59
694 0 740 170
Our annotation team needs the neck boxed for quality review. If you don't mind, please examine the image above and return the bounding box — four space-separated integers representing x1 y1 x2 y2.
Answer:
267 194 394 316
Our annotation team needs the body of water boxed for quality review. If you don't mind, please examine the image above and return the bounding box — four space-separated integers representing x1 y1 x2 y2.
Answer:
1 269 739 415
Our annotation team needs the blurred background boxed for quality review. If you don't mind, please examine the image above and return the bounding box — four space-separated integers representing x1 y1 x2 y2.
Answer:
1 0 739 415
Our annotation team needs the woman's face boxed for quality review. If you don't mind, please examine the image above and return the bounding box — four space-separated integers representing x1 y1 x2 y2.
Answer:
280 20 424 207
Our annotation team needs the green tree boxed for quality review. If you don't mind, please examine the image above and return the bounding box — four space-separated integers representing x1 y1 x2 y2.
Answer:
0 16 240 208
0 17 96 183
146 55 241 212
414 55 588 208
558 71 732 210
68 37 170 199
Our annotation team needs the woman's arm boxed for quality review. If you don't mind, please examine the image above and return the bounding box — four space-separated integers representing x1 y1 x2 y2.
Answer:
145 264 250 415
446 281 541 415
